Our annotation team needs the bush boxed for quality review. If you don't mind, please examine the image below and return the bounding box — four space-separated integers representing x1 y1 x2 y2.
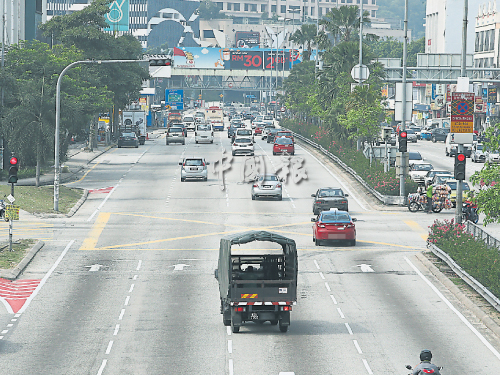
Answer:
428 219 500 297
281 118 417 196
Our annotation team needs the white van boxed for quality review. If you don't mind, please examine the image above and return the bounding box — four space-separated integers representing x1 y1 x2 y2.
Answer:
195 123 214 144
445 133 473 157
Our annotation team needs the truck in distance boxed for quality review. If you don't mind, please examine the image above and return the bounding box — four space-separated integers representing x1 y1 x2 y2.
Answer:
215 230 298 333
121 110 147 145
205 106 224 131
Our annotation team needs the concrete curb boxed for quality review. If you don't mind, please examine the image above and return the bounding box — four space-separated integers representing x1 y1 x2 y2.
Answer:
414 252 500 339
66 189 89 218
0 240 45 280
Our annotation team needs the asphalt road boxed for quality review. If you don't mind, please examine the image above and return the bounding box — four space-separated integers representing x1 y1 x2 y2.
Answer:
1 122 500 374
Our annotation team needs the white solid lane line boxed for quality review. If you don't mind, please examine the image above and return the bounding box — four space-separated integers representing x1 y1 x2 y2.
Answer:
405 256 500 361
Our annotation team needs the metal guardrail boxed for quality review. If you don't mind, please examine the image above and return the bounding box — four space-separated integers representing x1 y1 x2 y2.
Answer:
288 131 404 205
427 243 500 314
465 221 500 250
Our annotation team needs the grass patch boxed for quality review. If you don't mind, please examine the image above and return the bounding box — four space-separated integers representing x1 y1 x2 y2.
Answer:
0 185 83 214
0 239 36 269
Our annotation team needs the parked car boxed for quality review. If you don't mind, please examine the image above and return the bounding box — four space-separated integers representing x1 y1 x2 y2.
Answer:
118 132 139 148
311 209 356 246
166 127 185 145
180 157 210 182
195 123 214 144
232 137 254 156
471 143 486 163
311 187 349 214
251 174 283 200
273 137 295 155
430 128 450 142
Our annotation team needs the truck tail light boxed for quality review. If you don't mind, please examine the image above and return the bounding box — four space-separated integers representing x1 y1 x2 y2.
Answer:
315 201 323 204
234 307 245 312
281 306 291 311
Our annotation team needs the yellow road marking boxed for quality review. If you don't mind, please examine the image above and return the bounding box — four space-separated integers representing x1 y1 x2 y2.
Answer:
80 212 111 250
404 220 428 241
66 148 118 185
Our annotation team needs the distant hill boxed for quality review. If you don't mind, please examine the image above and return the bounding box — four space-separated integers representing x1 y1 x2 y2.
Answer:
377 0 426 39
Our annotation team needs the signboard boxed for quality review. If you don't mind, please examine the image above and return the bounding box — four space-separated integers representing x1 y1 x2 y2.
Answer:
235 31 260 48
104 0 129 31
488 87 497 103
5 205 19 221
435 95 445 108
230 50 264 70
165 89 184 111
450 92 474 133
264 50 290 71
425 84 432 97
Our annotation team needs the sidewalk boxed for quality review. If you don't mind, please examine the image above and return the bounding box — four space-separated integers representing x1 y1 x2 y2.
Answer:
12 143 116 187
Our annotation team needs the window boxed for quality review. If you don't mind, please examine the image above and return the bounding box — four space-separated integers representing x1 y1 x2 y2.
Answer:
251 4 257 11
490 29 495 51
227 2 232 10
261 4 267 12
303 6 308 15
244 3 249 11
216 2 223 10
234 3 240 10
281 5 286 13
371 10 376 17
271 4 276 12
319 7 322 16
203 30 215 38
484 30 490 51
311 7 314 16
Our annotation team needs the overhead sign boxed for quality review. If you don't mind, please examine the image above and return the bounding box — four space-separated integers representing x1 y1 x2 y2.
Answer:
165 89 184 111
451 92 474 133
104 0 129 31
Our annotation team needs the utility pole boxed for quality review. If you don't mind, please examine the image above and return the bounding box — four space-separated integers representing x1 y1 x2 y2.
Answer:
456 0 469 224
358 0 363 84
399 0 409 197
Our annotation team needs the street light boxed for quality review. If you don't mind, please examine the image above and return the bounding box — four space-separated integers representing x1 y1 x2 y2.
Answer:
54 59 142 211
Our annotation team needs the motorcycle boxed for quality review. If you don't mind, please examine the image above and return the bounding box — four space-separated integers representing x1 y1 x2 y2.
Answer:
462 200 479 224
406 364 443 374
407 193 443 213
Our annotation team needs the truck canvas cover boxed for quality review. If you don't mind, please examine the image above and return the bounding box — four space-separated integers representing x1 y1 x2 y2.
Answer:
217 231 297 301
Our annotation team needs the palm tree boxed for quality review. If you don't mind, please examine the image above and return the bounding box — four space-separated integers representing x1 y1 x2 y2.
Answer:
320 5 370 44
289 23 317 61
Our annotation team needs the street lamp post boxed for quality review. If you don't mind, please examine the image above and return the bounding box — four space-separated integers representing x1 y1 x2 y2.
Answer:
54 59 141 211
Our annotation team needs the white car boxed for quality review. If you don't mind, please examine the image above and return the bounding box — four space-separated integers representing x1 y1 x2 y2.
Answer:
183 115 195 131
486 150 500 163
232 137 254 156
195 124 214 144
409 162 434 182
235 128 254 142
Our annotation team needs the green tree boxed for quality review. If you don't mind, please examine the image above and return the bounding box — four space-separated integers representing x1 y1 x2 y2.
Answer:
197 0 227 20
290 24 318 61
320 6 370 44
470 125 500 224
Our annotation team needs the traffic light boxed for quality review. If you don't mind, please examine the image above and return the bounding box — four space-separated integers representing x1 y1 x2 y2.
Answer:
398 131 408 153
149 56 172 66
8 156 18 184
454 153 466 180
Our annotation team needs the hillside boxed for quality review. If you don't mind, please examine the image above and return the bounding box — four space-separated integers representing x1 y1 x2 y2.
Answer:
377 0 426 39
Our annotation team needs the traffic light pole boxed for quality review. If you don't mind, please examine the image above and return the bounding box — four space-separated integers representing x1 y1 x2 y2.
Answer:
399 0 409 198
54 59 140 211
456 145 464 224
9 182 13 252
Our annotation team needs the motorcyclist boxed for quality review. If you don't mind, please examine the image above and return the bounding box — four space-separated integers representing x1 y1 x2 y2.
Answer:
426 183 434 213
412 349 441 375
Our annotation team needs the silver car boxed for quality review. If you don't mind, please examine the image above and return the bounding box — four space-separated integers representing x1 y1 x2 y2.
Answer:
180 157 210 182
166 127 185 145
251 174 283 200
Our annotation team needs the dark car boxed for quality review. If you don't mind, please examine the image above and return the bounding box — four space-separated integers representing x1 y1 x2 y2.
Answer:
408 151 423 162
266 128 280 143
118 132 139 148
244 113 254 120
227 124 242 138
312 187 349 214
170 122 187 136
430 128 450 142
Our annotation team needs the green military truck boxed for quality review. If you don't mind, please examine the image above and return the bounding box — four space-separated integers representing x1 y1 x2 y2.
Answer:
215 231 298 333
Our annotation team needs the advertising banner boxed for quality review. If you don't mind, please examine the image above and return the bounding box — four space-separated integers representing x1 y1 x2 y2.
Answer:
488 87 497 103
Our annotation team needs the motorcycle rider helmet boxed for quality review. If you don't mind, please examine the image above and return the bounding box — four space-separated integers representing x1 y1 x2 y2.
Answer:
420 349 432 362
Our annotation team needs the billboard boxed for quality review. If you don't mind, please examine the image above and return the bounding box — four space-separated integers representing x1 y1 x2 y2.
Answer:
173 47 299 71
166 89 184 111
235 31 260 48
104 0 129 31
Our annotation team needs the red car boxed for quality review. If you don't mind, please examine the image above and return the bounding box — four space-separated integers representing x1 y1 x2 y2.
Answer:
273 137 295 155
311 209 356 246
254 126 263 135
276 131 294 142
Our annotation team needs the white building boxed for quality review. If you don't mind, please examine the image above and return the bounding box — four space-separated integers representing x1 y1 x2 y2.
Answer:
426 0 482 54
474 1 499 68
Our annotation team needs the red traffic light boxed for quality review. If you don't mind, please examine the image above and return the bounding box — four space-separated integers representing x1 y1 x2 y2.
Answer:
9 157 18 165
457 153 466 162
400 131 407 138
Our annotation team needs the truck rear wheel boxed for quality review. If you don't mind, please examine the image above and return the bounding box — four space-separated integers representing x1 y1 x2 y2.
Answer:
279 322 288 332
232 325 240 333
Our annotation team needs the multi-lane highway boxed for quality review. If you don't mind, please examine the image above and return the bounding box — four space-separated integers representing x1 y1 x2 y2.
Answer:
1 121 500 374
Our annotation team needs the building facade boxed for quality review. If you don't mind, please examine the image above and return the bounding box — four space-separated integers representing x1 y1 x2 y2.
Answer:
425 0 482 54
1 0 45 46
474 1 499 68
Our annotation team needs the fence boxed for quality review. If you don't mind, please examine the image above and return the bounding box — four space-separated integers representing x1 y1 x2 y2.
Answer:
465 221 500 250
